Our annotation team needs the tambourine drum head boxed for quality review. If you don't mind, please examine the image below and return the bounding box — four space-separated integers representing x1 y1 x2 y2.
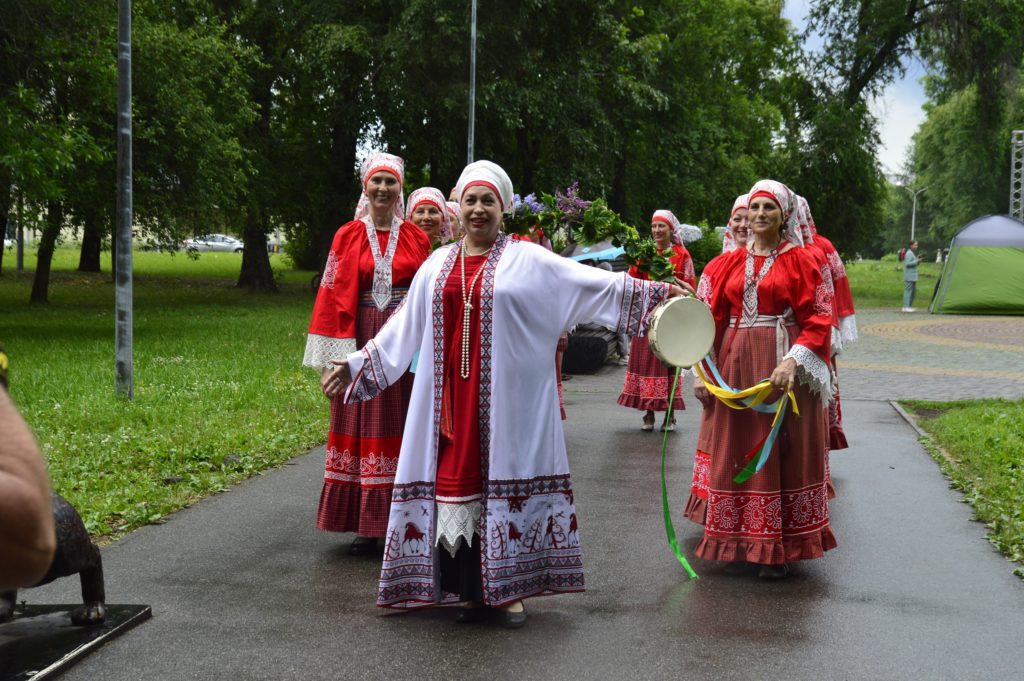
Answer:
647 297 715 368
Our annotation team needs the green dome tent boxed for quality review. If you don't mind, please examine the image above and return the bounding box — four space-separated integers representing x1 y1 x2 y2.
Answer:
930 214 1024 314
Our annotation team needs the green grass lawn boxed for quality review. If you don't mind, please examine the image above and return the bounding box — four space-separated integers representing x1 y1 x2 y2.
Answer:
844 258 942 308
1 247 325 539
903 399 1024 577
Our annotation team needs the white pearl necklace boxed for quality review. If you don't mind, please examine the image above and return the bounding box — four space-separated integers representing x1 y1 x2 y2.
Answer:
459 241 492 379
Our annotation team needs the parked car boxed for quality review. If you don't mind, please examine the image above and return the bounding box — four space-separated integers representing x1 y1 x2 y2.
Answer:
182 234 244 253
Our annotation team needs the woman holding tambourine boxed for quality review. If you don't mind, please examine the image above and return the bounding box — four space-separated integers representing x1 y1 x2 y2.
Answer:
617 210 697 432
690 180 836 580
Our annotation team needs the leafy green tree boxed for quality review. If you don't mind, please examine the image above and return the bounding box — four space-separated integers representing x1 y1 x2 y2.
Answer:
272 1 391 270
132 4 257 255
0 0 110 299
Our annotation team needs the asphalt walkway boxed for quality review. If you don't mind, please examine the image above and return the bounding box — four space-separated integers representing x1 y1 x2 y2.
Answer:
24 309 1024 680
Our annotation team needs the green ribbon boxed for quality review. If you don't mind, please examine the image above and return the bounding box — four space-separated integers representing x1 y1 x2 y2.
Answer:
661 366 698 580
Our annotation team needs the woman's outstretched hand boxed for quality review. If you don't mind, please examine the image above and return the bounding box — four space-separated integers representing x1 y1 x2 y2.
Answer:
321 360 353 399
668 281 694 298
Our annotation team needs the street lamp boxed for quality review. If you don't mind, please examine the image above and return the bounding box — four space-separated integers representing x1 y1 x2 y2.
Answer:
905 185 928 242
115 0 134 399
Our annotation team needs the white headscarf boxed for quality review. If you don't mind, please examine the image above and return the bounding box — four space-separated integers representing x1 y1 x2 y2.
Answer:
455 160 515 214
446 200 464 236
746 179 803 247
406 187 452 242
652 209 680 245
354 152 406 222
798 195 821 234
723 193 749 253
795 195 816 245
652 209 701 245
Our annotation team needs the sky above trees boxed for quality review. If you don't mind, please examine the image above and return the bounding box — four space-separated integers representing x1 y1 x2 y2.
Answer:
784 0 926 176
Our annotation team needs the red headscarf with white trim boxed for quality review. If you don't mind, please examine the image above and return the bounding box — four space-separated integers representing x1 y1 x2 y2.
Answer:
354 152 406 221
746 179 803 247
722 193 749 253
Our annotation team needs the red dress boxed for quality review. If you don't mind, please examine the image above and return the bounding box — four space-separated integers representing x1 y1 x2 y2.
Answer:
307 220 430 536
691 244 836 564
617 244 696 413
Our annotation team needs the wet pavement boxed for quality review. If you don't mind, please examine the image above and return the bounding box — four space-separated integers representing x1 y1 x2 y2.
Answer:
21 309 1024 680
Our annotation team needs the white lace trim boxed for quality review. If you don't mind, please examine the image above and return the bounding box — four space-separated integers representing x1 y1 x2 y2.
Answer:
783 343 832 404
302 334 357 370
831 326 844 357
436 500 481 558
839 314 858 346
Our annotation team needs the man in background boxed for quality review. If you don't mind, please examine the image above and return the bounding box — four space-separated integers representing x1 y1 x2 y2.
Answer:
902 240 919 312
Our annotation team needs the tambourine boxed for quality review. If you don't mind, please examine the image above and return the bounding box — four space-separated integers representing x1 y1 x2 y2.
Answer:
646 296 715 368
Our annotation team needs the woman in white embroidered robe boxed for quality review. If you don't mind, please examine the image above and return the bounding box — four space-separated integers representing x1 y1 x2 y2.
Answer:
324 161 687 627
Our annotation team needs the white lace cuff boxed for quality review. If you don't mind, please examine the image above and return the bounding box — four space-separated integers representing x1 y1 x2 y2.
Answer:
839 315 858 347
436 500 481 558
831 327 844 357
783 343 832 404
302 334 356 370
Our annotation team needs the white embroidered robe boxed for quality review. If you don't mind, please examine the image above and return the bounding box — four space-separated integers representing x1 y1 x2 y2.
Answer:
344 233 669 607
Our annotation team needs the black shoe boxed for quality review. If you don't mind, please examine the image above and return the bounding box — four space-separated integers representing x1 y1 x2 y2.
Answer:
348 537 377 556
498 604 527 629
723 561 748 576
455 605 485 624
757 563 789 580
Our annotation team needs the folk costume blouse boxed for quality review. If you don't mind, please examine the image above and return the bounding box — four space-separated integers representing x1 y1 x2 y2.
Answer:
304 219 431 366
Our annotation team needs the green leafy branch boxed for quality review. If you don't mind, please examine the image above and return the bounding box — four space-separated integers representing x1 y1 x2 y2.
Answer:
505 191 674 281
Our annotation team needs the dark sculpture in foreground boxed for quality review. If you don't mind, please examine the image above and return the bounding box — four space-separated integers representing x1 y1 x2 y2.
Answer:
0 346 107 626
0 498 107 626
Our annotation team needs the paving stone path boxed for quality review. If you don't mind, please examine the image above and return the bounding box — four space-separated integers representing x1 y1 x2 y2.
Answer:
838 308 1024 400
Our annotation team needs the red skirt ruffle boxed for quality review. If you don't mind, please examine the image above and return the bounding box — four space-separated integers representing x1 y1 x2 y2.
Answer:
617 336 684 412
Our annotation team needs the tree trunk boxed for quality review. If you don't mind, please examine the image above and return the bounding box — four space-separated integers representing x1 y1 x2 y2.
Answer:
516 128 535 194
30 201 63 303
237 211 277 292
315 122 360 270
78 210 102 272
0 212 7 276
0 173 10 276
609 151 628 217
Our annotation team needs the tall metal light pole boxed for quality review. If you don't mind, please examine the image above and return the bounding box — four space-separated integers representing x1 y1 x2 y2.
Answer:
467 0 477 164
1011 130 1023 220
115 0 134 399
909 185 927 242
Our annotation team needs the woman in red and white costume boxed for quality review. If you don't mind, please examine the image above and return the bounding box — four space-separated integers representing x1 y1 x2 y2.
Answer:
446 200 464 240
303 152 431 554
406 187 452 248
323 160 689 627
617 210 697 432
798 195 856 450
721 194 750 254
691 179 836 579
684 193 749 524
